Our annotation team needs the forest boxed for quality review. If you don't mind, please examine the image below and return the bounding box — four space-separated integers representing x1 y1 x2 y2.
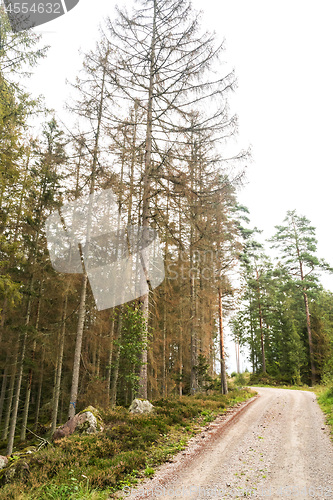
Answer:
0 0 333 461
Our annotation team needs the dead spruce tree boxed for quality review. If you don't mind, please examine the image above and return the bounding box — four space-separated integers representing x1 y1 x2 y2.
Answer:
66 47 113 419
101 0 236 398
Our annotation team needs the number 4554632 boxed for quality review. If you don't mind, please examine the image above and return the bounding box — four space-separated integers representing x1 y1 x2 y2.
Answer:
4 3 61 14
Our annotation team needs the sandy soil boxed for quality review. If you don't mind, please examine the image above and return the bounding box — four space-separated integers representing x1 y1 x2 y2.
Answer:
124 387 333 499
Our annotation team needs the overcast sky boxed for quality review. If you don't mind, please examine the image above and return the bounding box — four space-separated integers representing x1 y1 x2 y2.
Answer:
23 0 333 373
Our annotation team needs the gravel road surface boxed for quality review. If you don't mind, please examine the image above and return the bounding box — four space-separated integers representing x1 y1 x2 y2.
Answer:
126 387 333 499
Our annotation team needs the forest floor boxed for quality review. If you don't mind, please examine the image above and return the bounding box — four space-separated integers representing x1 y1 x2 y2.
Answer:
126 387 333 500
0 388 255 499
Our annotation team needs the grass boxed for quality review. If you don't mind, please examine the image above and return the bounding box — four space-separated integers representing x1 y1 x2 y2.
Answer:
0 388 255 499
250 383 315 391
316 385 333 436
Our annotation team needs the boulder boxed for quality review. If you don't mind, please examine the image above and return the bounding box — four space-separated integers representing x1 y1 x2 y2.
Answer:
0 456 8 470
0 451 32 486
52 406 103 441
0 461 28 486
76 407 104 434
129 398 154 415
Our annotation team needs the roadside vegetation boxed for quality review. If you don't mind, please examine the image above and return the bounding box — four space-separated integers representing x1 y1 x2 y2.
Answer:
247 372 312 389
0 388 254 500
316 386 333 437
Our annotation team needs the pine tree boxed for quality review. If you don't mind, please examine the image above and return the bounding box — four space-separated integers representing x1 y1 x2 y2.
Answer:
271 210 333 385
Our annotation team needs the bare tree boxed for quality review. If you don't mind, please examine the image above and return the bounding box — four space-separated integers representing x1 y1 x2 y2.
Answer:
101 0 237 397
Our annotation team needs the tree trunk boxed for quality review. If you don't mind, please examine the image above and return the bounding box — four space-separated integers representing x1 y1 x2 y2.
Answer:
249 295 256 373
20 341 36 442
235 340 240 374
0 298 7 346
106 317 115 405
68 272 88 419
2 348 17 441
162 299 167 398
218 288 228 394
138 0 157 400
293 219 316 386
256 268 266 373
51 294 68 434
96 341 101 379
303 289 316 386
68 61 106 418
190 274 198 393
127 102 138 226
34 345 45 431
110 308 123 407
20 279 43 441
178 193 183 398
179 326 183 397
0 362 9 426
7 273 34 455
189 126 199 395
138 297 148 399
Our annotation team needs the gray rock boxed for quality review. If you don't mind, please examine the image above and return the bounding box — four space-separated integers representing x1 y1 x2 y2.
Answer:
76 411 101 434
129 398 154 415
0 457 30 486
0 456 8 470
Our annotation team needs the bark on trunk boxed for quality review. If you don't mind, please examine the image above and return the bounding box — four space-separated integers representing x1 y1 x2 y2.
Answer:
106 317 115 405
179 326 183 397
34 345 45 431
236 341 240 374
162 297 167 398
68 62 106 418
20 341 36 442
303 289 316 386
51 294 68 434
218 288 228 394
256 268 266 373
20 279 43 441
110 308 123 407
190 274 198 393
178 195 183 398
6 273 34 455
0 298 7 346
0 362 9 426
138 0 157 400
68 272 88 419
293 218 316 385
249 295 256 373
2 348 17 441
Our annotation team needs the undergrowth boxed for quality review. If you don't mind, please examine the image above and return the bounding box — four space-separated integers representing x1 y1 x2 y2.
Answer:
0 388 255 499
248 372 312 389
316 385 333 436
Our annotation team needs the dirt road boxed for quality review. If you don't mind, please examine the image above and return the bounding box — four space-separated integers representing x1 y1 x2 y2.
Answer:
126 387 333 499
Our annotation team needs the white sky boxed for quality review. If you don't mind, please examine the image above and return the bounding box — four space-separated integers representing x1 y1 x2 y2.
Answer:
23 0 333 373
